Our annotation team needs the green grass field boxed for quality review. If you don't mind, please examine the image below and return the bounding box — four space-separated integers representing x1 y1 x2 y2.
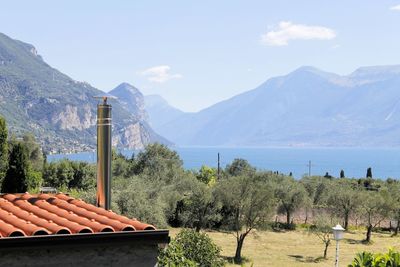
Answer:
169 228 400 266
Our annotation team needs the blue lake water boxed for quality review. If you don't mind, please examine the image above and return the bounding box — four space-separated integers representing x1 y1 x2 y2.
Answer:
47 147 400 179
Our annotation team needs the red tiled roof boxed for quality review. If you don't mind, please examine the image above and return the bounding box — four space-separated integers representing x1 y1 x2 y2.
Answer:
0 193 155 238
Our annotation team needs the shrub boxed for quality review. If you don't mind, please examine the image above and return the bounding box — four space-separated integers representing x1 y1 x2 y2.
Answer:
158 229 224 267
348 248 400 267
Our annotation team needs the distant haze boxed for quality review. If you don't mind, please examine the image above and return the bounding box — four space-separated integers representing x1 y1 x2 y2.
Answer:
146 65 400 147
1 1 400 111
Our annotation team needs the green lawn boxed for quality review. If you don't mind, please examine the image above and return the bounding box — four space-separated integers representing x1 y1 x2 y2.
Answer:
168 228 400 266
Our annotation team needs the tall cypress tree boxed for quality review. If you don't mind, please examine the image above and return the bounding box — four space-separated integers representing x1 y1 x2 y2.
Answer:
366 167 372 178
1 143 30 193
0 116 8 181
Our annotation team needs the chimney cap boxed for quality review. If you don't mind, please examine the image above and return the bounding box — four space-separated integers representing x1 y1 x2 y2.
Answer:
94 93 117 104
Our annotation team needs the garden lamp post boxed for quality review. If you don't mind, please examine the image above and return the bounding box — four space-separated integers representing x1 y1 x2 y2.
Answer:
332 224 345 267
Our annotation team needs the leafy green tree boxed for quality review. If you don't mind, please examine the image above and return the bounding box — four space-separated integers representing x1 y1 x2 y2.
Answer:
181 180 221 231
301 176 331 208
1 143 30 193
276 177 307 226
158 229 223 267
42 159 74 188
360 190 390 243
340 169 345 178
328 181 361 230
196 165 217 186
133 143 183 183
22 134 43 171
42 159 94 190
225 158 255 176
112 149 130 177
308 215 334 259
113 176 168 227
217 174 276 263
0 116 8 183
69 161 95 189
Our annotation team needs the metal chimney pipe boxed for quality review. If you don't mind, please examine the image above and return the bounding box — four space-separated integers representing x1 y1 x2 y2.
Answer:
95 95 115 210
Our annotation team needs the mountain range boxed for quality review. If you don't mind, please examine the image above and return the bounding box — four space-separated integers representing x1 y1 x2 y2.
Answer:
0 32 168 152
3 31 400 150
145 65 400 147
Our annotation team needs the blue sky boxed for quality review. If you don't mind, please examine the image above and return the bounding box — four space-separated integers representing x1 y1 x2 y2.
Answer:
1 1 400 111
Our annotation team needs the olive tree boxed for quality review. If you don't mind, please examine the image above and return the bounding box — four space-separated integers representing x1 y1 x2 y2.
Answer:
360 190 390 243
217 173 276 263
276 177 307 226
180 180 221 232
309 215 336 259
328 181 362 230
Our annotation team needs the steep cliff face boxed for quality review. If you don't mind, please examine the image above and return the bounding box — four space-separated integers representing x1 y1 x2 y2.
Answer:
0 32 169 152
113 123 150 150
109 83 148 122
51 104 95 131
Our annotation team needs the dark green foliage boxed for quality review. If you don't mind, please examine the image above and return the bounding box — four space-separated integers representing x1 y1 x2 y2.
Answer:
225 158 255 176
22 134 43 171
180 180 221 231
112 150 131 177
133 143 183 182
367 169 373 178
157 239 197 267
1 142 30 193
0 116 8 182
113 177 168 228
158 229 224 267
42 159 95 190
340 169 345 178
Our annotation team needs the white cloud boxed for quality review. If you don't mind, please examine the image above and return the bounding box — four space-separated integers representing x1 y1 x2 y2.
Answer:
261 21 336 46
139 65 182 83
390 5 400 10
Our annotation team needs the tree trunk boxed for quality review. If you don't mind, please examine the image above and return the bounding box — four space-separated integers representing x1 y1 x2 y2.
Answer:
234 235 245 264
323 240 330 259
344 211 349 230
286 211 291 226
395 219 400 236
365 224 373 243
304 207 308 224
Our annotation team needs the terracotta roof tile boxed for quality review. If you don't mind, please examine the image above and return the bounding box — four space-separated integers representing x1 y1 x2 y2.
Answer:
0 193 155 238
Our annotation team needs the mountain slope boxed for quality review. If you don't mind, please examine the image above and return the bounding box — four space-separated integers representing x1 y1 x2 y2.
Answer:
0 32 167 152
109 83 148 122
144 94 186 133
156 65 400 147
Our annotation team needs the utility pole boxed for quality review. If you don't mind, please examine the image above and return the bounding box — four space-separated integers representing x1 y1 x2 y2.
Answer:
217 152 220 180
308 160 312 176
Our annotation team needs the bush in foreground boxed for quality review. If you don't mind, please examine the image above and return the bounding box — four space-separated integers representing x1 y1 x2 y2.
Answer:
158 229 224 267
348 248 400 267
